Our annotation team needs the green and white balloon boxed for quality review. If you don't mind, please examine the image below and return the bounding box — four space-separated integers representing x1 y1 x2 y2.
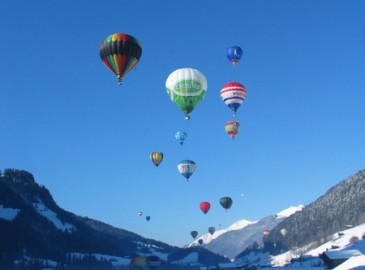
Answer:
166 68 207 120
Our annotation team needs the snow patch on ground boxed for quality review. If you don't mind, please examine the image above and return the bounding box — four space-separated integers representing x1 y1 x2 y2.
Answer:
0 205 20 221
276 205 305 219
33 201 75 233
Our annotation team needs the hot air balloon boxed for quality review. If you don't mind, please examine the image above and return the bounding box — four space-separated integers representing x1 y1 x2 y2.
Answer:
280 228 288 237
150 152 163 167
227 46 243 66
130 256 147 270
208 227 216 235
220 196 233 211
220 82 247 116
175 130 187 145
177 160 196 180
146 216 151 222
99 33 142 85
147 256 161 270
200 201 211 214
138 211 143 216
198 239 203 245
191 230 198 239
263 229 270 237
165 68 208 120
225 120 240 140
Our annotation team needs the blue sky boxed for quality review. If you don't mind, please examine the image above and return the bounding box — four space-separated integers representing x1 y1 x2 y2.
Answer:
1 0 364 247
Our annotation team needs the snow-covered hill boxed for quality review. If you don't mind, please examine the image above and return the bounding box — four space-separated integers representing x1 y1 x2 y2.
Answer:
189 205 304 258
188 219 255 247
236 222 365 269
3 168 365 269
83 222 365 269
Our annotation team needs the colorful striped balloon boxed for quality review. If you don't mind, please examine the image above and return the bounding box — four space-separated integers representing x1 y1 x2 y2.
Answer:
177 160 196 180
150 152 163 167
220 82 247 116
99 33 142 85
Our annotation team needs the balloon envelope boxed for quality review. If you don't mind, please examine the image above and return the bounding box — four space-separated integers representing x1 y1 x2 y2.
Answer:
208 227 216 235
175 130 187 145
220 82 247 116
146 256 161 270
166 68 208 120
220 196 233 211
99 33 142 85
146 216 151 221
177 160 196 180
225 121 240 140
191 230 198 239
227 46 243 66
130 256 147 269
150 152 163 167
200 201 211 214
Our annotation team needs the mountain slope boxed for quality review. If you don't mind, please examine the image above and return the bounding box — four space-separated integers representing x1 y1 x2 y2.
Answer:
0 169 228 269
192 205 303 258
2 168 365 269
263 169 365 254
197 169 365 261
230 222 365 269
231 169 365 267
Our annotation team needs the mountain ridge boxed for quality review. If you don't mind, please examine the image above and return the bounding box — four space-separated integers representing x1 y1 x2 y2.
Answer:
0 168 228 270
189 205 304 258
2 168 365 269
187 170 365 260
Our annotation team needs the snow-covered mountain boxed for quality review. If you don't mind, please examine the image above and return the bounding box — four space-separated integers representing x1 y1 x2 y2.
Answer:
233 222 365 269
0 169 229 269
2 168 365 269
189 205 304 258
189 219 255 247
